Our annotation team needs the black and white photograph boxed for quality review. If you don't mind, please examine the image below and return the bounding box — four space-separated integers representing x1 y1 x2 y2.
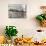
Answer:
8 4 27 18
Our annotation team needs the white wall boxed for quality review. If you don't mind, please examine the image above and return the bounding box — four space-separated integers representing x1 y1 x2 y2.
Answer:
0 0 46 38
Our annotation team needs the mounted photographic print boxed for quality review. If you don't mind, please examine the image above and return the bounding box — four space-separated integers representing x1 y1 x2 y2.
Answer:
8 4 27 18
